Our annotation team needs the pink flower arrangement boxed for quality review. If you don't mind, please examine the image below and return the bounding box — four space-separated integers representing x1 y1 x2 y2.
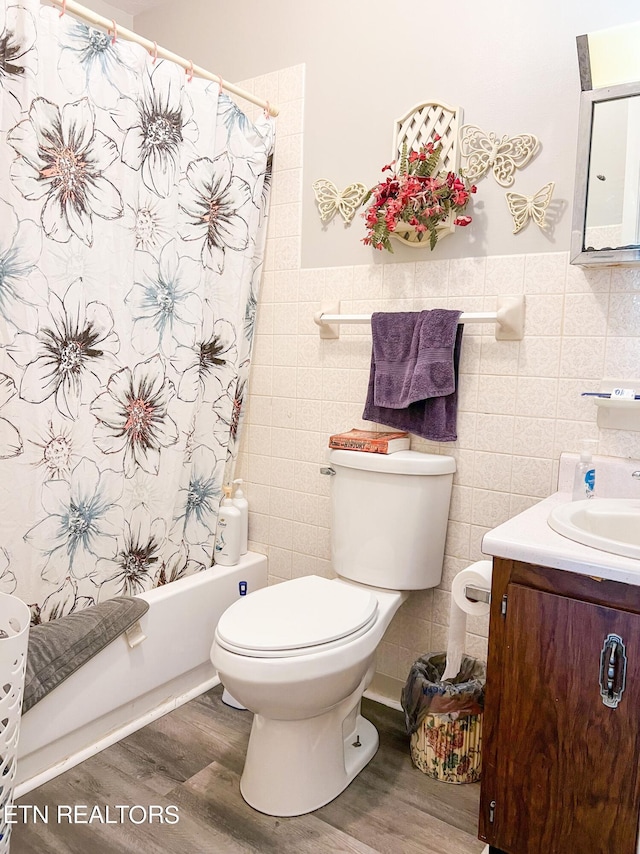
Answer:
361 136 477 252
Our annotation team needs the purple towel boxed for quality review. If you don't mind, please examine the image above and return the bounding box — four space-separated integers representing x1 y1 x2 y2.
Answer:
371 310 462 408
363 311 463 442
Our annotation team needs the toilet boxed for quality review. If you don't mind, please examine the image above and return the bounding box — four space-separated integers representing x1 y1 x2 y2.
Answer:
210 448 455 816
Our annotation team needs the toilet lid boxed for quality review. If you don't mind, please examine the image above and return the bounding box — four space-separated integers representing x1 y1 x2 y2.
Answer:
216 576 378 655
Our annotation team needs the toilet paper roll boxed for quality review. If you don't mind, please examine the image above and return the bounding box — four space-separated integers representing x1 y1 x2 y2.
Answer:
451 560 493 617
442 560 493 681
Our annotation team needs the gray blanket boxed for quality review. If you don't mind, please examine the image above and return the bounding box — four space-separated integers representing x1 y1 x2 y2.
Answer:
23 596 149 713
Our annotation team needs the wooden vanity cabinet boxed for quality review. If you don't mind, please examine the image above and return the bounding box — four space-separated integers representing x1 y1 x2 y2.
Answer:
479 557 640 854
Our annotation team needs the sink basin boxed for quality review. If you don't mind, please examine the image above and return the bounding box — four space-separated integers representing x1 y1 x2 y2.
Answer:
548 498 640 560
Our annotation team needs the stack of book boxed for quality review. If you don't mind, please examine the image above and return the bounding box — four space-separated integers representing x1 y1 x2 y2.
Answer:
328 429 410 454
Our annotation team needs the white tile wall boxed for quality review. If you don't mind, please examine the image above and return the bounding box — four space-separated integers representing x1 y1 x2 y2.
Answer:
235 63 640 702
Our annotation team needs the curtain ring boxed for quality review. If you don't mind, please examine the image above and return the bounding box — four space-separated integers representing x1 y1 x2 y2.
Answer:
59 0 66 17
186 60 194 83
264 100 271 119
109 19 117 45
215 73 223 95
149 40 158 64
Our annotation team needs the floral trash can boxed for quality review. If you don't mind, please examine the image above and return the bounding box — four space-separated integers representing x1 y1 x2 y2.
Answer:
0 594 30 852
401 651 485 784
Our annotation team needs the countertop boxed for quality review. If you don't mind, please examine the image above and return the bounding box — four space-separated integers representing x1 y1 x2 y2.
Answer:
482 491 640 587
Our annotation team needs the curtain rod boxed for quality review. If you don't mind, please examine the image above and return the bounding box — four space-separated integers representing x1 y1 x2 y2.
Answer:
47 0 279 117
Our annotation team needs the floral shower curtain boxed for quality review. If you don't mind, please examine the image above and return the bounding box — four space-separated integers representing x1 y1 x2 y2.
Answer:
0 1 274 622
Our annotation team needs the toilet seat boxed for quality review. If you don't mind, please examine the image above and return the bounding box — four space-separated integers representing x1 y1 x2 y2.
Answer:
215 575 379 658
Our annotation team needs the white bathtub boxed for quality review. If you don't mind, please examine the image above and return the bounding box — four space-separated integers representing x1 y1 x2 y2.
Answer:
15 551 268 797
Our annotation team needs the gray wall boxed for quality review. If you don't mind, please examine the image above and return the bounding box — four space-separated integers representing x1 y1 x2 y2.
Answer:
81 0 133 28
134 1 640 268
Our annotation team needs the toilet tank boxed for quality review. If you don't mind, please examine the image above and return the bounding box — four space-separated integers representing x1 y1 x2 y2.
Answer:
328 449 455 590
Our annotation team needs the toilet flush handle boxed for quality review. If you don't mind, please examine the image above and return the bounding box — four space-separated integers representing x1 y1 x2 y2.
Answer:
320 466 336 476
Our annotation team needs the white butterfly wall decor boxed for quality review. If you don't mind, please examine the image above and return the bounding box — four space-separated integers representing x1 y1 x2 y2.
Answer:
460 125 540 188
312 179 368 224
505 182 555 234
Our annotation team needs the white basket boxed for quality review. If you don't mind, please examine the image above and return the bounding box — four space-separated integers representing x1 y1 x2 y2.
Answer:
0 594 30 852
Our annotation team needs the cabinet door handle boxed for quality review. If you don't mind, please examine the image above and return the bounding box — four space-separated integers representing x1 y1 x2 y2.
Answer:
599 633 627 709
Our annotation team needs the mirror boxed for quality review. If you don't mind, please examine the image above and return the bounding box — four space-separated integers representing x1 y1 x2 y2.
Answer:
571 81 640 266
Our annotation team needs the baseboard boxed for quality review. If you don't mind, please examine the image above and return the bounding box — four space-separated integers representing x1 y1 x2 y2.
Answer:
363 673 404 711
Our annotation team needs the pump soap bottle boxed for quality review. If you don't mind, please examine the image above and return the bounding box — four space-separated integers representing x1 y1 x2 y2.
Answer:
214 486 241 565
572 440 597 501
232 478 248 555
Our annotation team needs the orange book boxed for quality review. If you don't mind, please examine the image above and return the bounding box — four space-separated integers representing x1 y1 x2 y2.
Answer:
328 429 410 454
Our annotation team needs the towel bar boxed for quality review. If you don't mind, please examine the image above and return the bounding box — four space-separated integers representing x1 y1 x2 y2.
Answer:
313 295 525 341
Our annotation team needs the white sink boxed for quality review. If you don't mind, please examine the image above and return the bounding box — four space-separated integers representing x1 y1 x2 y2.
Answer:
548 498 640 560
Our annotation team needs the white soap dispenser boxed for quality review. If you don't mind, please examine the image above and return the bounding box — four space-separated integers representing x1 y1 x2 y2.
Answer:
214 486 241 566
232 478 248 555
572 440 597 501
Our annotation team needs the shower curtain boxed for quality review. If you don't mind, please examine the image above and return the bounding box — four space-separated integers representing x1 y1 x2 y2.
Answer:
0 1 274 622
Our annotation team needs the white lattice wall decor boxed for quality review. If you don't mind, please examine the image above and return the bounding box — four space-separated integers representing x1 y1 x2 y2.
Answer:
391 100 463 247
0 595 30 853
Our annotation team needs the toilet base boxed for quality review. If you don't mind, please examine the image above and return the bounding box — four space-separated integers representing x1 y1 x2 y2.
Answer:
240 695 379 816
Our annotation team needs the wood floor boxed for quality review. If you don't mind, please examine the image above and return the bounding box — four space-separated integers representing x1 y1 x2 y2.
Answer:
11 686 484 854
